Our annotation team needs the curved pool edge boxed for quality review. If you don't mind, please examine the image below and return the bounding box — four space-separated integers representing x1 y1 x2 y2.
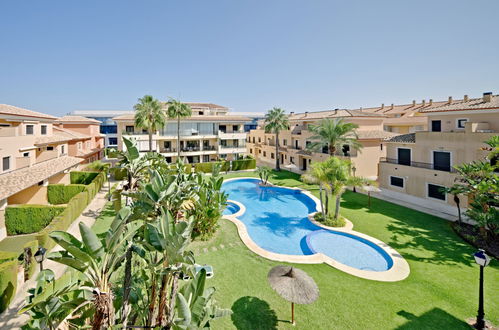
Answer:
222 177 410 282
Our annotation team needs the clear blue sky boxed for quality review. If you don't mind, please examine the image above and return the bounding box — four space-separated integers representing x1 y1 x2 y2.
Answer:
1 0 498 116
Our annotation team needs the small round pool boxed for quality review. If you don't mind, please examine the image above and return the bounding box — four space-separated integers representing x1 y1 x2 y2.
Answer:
223 202 240 215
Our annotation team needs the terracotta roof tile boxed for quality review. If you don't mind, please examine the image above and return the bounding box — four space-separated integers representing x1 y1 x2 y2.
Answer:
385 133 416 143
56 115 101 124
113 113 250 122
0 104 57 120
419 94 499 113
34 134 73 146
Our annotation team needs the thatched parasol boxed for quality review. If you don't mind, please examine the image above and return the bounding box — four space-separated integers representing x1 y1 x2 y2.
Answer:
267 266 319 325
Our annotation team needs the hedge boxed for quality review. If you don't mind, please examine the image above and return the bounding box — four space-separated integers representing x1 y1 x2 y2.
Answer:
194 162 222 173
112 167 127 180
0 260 17 313
70 171 99 185
0 251 18 264
47 184 87 205
22 240 38 280
5 205 65 235
231 159 256 171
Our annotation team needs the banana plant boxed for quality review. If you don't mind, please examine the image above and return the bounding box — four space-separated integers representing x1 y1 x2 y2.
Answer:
174 268 232 329
47 207 141 329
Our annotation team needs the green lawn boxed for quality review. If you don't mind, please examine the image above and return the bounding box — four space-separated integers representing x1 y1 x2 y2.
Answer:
192 170 498 329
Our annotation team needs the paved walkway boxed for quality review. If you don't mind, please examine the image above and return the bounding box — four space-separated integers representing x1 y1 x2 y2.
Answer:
0 182 113 329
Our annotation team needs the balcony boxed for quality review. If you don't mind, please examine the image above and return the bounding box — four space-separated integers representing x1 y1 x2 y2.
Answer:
218 145 247 154
0 126 19 137
218 131 247 139
15 157 31 170
380 157 457 173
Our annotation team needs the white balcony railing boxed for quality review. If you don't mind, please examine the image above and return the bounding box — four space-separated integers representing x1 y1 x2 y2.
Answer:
218 131 247 139
0 126 19 137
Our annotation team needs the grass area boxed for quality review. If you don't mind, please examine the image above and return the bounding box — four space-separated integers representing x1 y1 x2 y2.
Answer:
192 170 499 329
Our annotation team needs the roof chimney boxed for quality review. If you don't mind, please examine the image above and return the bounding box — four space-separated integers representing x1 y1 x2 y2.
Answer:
483 92 492 103
412 100 416 107
448 96 453 104
463 95 469 102
390 103 394 110
359 107 363 111
290 111 294 115
381 103 385 109
429 99 433 106
304 111 309 117
421 99 426 107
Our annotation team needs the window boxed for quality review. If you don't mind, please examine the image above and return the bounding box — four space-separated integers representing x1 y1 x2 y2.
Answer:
23 152 29 157
283 139 287 146
390 176 404 188
26 125 34 135
263 151 267 157
41 125 47 135
233 125 238 132
433 151 451 171
125 126 134 133
457 119 468 129
47 146 54 151
252 137 255 143
2 157 10 171
380 144 383 151
271 153 275 159
290 156 294 163
199 111 204 115
78 142 82 150
86 141 91 149
397 148 411 166
295 140 299 149
259 150 261 154
108 137 118 145
258 137 261 143
342 145 350 156
431 120 441 132
61 145 65 154
428 183 446 201
250 149 253 153
38 181 44 186
306 141 311 148
203 155 210 162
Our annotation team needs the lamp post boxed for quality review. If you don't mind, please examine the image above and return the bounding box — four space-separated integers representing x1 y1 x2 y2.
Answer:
34 247 47 272
107 172 111 201
473 249 490 329
352 166 357 193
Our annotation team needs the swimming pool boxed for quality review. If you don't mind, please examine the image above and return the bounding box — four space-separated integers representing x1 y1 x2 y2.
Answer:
222 178 401 275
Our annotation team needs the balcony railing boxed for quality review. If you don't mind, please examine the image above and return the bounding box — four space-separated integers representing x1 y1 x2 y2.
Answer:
219 144 246 149
36 150 59 163
0 126 19 137
15 157 31 170
381 157 457 173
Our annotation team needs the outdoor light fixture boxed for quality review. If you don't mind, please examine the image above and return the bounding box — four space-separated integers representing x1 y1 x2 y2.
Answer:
107 172 112 201
352 166 357 192
473 249 490 330
34 247 47 271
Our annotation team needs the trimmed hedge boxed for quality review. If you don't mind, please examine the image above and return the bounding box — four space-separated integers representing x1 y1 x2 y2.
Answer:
70 171 99 185
194 162 223 173
0 260 17 313
0 251 19 264
231 159 256 171
112 167 127 180
47 184 87 204
23 240 38 280
5 205 65 235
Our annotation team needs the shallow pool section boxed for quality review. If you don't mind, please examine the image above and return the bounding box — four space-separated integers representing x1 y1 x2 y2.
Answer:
223 202 240 216
222 178 393 272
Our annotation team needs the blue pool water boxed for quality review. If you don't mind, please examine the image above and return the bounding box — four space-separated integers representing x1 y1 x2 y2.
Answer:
222 178 393 272
223 202 240 215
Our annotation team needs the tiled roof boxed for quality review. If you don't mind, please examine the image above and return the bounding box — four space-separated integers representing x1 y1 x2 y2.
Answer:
382 116 427 126
56 115 101 124
76 147 103 157
0 104 57 120
113 113 250 122
289 109 386 121
0 156 83 200
356 130 400 140
183 102 228 110
419 94 499 113
34 134 73 146
385 133 416 143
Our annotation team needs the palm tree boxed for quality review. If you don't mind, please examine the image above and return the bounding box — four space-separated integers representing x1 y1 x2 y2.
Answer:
307 118 362 156
134 95 166 152
167 99 192 159
321 157 370 220
301 161 329 217
264 107 289 171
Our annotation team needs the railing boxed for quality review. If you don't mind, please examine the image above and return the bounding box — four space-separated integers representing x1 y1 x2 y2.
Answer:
380 157 457 173
203 146 216 151
15 157 31 170
219 144 246 149
36 150 59 163
0 126 18 137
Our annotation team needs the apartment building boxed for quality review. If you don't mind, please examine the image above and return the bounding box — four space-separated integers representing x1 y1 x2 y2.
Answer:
247 109 398 178
113 103 250 163
55 116 105 163
378 93 498 215
69 110 134 148
0 105 85 238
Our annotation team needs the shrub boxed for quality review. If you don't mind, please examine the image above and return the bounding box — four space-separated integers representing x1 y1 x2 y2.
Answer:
0 251 19 264
47 184 87 204
221 161 230 172
194 162 224 173
231 159 256 171
84 160 110 172
22 240 38 280
5 205 65 235
112 167 127 180
0 260 17 313
70 171 99 185
313 212 347 227
105 148 119 158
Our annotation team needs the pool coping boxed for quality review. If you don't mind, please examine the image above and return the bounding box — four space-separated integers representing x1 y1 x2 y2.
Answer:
222 177 410 282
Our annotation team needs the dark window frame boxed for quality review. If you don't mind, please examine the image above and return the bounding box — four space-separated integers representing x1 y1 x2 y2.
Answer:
390 176 404 188
428 183 446 201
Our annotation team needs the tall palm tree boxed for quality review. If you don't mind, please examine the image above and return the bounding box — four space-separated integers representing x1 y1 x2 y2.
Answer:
167 99 192 159
264 107 289 171
301 161 329 217
307 118 362 156
134 95 166 152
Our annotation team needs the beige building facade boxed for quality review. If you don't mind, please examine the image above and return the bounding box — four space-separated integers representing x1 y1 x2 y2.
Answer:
113 103 249 163
378 93 499 216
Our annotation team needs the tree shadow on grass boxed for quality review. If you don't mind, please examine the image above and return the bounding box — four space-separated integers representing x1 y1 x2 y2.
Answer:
231 296 278 330
396 308 470 329
340 191 476 267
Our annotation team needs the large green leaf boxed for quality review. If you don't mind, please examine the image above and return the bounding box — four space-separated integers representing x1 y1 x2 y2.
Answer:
79 222 103 258
176 293 192 326
47 251 88 272
49 231 92 263
123 136 140 160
